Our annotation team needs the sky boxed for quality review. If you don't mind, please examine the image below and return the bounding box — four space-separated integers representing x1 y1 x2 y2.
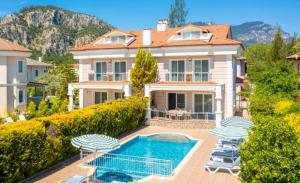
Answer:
0 0 299 34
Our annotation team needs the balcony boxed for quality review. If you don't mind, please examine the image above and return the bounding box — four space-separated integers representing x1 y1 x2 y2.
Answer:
88 72 129 82
163 72 212 82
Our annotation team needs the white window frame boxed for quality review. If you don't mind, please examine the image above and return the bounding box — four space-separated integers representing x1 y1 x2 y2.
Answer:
113 60 127 81
166 92 187 110
192 59 211 81
17 60 25 75
182 31 201 40
17 89 26 105
169 60 186 82
94 61 108 81
111 35 126 44
35 69 39 77
192 93 214 113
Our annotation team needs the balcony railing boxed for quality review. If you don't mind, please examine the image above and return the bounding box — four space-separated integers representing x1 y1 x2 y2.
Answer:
164 72 211 82
151 109 215 121
88 72 128 82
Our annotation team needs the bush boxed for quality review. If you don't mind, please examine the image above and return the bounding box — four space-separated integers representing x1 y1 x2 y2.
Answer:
0 97 147 182
240 116 300 183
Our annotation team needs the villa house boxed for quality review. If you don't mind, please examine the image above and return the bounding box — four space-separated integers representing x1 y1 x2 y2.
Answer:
68 20 244 127
0 39 31 116
287 52 300 74
26 57 53 82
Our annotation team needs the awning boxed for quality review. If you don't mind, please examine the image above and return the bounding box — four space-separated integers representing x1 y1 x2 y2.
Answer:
71 134 120 152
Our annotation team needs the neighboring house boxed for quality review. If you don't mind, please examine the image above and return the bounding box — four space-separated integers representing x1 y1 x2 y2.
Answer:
69 20 243 127
287 52 300 74
26 57 53 82
0 38 31 116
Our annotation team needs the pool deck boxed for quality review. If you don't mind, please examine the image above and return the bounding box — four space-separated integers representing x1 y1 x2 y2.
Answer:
34 126 240 183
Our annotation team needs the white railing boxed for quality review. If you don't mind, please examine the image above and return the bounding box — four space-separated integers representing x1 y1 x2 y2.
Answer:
82 151 173 180
164 72 211 82
88 72 129 82
151 109 215 121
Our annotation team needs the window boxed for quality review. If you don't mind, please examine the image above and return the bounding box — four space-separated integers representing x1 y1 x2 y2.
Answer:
95 62 107 81
17 61 24 74
182 31 200 40
111 35 126 43
171 60 185 81
114 61 126 81
18 89 25 104
94 92 107 104
114 92 124 100
35 70 39 77
194 94 212 113
168 93 185 109
194 60 209 81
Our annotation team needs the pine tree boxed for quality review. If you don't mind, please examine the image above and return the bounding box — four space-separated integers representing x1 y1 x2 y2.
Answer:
130 49 158 96
168 0 188 27
271 29 284 61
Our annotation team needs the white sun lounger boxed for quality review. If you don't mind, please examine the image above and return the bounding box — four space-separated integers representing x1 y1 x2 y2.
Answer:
18 115 26 121
205 157 241 176
5 117 13 123
61 175 87 183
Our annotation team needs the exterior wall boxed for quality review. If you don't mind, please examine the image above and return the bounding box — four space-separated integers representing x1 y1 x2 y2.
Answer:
0 87 7 116
6 85 27 114
0 56 7 83
293 60 300 74
81 88 125 108
7 56 27 84
27 66 49 82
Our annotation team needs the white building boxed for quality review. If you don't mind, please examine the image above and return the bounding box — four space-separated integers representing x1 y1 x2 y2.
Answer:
26 57 53 82
68 21 244 127
0 39 31 116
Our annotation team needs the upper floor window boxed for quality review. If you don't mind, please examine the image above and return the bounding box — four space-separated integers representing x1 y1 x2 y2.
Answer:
171 60 185 81
95 62 107 81
114 61 126 81
17 61 24 74
194 60 209 81
182 31 201 40
111 35 126 43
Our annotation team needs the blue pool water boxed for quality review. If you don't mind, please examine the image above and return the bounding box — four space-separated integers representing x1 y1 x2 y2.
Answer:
90 134 197 182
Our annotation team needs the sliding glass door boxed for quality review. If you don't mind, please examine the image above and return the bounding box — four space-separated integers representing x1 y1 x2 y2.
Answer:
94 92 107 104
194 94 212 113
168 93 185 109
171 60 185 81
194 60 209 81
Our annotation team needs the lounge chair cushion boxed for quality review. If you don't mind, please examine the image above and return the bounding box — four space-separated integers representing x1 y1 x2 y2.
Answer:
63 175 87 183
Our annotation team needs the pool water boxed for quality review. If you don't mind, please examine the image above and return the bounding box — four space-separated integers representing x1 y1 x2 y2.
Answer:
91 134 197 182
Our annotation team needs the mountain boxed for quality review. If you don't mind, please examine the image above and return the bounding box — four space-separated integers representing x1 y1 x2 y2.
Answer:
193 21 291 46
0 5 113 53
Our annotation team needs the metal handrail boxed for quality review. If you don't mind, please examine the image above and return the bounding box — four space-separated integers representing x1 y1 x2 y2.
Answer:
151 109 215 121
163 71 211 82
88 72 129 81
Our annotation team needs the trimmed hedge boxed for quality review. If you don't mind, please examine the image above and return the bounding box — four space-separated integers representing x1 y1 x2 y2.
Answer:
0 97 147 182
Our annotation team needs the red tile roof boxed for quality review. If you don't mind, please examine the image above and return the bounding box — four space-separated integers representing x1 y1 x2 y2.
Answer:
0 38 31 52
70 24 241 51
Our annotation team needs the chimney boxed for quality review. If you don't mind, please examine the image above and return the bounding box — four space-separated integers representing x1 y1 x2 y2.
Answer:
143 28 152 46
157 19 168 31
38 57 42 62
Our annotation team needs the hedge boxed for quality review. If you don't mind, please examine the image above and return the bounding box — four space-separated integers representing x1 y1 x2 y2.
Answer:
0 97 147 182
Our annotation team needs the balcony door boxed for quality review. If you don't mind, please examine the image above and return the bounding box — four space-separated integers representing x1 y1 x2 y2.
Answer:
194 94 212 113
194 60 209 81
95 62 107 81
114 61 126 81
171 60 185 81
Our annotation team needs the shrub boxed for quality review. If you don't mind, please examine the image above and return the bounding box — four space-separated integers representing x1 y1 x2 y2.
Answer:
240 116 300 183
0 97 147 182
25 101 37 119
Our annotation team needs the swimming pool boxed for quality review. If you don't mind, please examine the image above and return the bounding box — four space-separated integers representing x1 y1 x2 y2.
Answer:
89 133 198 182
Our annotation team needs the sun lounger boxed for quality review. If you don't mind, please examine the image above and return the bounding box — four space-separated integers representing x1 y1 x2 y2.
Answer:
62 175 87 183
5 117 13 123
205 157 241 176
216 139 241 149
211 150 239 161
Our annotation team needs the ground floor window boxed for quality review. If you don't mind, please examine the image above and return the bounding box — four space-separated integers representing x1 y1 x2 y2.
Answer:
194 94 213 113
94 92 107 104
168 93 185 109
18 89 25 105
114 92 124 99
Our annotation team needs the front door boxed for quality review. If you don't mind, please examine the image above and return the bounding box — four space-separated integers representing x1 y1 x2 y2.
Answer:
168 93 185 110
94 92 107 104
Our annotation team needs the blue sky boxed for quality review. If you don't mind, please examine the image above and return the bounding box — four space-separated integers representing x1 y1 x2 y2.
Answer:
0 0 299 34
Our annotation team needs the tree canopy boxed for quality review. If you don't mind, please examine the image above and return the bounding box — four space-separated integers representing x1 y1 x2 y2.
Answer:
168 0 188 27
